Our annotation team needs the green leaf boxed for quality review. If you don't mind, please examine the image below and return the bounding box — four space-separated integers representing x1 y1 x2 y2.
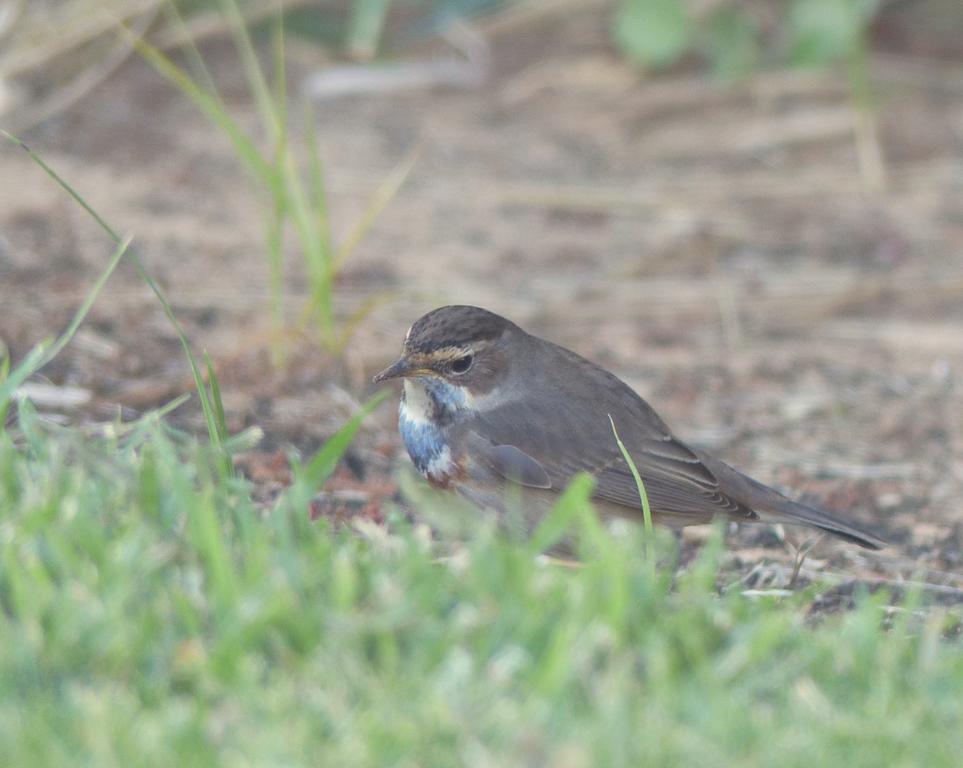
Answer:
788 0 877 67
346 0 392 59
613 0 693 69
704 8 760 80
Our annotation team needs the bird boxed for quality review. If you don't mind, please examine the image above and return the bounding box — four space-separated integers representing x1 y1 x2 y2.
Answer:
373 305 885 550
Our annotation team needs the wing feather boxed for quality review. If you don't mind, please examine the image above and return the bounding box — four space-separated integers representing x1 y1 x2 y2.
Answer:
465 387 755 521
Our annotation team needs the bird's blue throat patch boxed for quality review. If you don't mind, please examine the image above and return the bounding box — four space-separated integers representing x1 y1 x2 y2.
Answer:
398 414 446 476
398 378 469 478
421 377 470 415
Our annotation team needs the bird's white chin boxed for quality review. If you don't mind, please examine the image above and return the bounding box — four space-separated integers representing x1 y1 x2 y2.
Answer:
402 376 475 420
401 379 434 425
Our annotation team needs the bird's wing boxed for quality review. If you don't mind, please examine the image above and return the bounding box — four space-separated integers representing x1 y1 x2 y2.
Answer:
464 395 756 521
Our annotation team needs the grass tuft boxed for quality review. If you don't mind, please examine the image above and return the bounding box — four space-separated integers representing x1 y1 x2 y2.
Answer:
125 0 414 359
2 129 240 468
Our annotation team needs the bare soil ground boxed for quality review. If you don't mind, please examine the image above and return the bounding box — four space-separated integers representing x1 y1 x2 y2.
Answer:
2 5 962 605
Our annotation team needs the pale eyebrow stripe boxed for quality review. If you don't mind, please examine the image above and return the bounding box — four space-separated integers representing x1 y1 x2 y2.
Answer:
414 346 467 364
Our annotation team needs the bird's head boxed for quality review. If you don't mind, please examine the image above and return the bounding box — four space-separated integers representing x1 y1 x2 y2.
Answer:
373 305 521 401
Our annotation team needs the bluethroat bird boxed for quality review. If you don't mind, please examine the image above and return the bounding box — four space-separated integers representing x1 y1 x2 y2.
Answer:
374 305 884 549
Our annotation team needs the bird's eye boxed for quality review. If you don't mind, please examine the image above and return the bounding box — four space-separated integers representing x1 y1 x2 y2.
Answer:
449 354 474 375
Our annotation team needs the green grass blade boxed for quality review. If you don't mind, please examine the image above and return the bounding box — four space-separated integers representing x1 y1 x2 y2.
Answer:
161 0 221 97
0 232 131 416
189 486 238 612
204 351 229 445
286 389 389 512
202 351 234 477
298 104 336 346
3 129 123 241
529 472 597 554
38 235 133 368
0 346 49 425
281 150 333 344
609 414 655 571
122 26 275 185
304 103 332 267
265 13 291 357
346 0 392 59
264 184 287 350
0 350 10 425
217 0 282 145
113 392 192 444
272 13 288 130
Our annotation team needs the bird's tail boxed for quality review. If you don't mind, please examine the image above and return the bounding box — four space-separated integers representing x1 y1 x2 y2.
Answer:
761 496 886 550
697 452 886 550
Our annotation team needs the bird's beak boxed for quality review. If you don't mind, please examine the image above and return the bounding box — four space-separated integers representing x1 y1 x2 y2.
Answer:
373 356 418 383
